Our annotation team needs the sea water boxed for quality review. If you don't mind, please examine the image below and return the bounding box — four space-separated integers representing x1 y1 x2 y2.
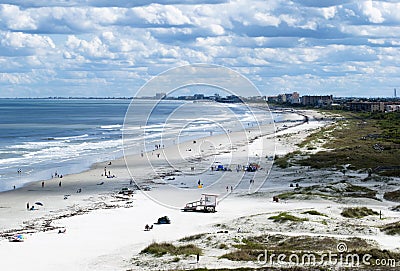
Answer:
0 99 275 192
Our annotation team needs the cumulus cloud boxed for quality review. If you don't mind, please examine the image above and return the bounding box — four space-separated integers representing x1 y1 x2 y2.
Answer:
0 0 400 97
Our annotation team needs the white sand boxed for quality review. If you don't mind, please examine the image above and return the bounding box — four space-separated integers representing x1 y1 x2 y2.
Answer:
1 108 398 271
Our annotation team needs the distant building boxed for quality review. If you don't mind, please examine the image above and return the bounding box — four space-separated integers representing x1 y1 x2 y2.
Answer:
217 95 243 103
290 92 300 104
155 92 166 99
301 95 333 107
385 104 400 112
267 96 278 103
277 94 287 103
193 94 205 100
348 102 385 112
270 92 300 104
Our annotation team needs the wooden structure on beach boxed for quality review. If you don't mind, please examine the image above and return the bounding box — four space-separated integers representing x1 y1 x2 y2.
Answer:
182 194 217 213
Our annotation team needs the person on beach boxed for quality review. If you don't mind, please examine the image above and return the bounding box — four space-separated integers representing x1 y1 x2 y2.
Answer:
42 181 44 188
26 202 29 210
59 181 62 187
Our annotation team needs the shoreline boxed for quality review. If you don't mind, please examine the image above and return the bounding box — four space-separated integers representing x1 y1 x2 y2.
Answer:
0 106 307 230
1 102 282 194
0 108 343 271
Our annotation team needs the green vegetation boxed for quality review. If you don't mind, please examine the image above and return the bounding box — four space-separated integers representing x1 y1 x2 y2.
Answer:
341 207 379 218
179 233 204 242
381 221 400 235
277 182 377 201
220 234 381 263
268 212 308 223
294 112 400 176
218 243 228 249
297 124 335 149
140 242 202 257
274 151 302 168
302 210 327 217
383 189 400 202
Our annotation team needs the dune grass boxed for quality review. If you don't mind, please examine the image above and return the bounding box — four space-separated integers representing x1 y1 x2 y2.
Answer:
383 190 400 202
381 221 400 235
268 212 308 223
140 242 202 257
302 210 327 217
341 207 378 218
294 112 400 176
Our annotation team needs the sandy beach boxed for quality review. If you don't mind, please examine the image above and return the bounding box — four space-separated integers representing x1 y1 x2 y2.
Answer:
1 108 399 271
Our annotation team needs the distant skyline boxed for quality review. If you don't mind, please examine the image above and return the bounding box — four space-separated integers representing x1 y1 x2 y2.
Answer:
1 1 400 98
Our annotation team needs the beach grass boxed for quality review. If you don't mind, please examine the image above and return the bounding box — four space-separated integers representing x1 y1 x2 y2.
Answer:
277 182 377 201
383 190 400 202
291 112 400 176
219 234 396 266
381 221 400 235
140 242 202 257
301 210 327 217
268 212 308 223
341 207 379 218
179 233 205 242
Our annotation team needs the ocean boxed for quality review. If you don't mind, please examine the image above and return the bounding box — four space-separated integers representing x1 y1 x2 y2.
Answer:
0 99 275 192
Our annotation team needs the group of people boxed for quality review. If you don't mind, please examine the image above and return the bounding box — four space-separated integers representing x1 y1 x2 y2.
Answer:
52 171 63 179
144 224 153 231
103 166 116 178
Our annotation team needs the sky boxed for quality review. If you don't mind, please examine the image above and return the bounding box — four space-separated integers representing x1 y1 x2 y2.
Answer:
1 0 400 98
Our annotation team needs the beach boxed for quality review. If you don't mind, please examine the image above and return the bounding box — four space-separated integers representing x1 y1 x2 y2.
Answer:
1 107 399 271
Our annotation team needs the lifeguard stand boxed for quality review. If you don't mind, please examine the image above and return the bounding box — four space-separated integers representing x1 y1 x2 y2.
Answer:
182 193 218 213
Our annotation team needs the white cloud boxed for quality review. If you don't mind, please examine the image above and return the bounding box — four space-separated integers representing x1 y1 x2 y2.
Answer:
130 4 191 25
0 0 400 97
0 31 55 56
65 35 115 59
360 0 384 23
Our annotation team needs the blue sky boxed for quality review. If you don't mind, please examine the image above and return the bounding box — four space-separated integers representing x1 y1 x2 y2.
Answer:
1 0 400 98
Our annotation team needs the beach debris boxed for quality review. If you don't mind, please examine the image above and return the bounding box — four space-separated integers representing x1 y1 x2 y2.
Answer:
141 186 151 191
118 187 134 196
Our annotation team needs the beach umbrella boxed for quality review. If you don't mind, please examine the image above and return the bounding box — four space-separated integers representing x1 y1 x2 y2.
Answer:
35 202 43 206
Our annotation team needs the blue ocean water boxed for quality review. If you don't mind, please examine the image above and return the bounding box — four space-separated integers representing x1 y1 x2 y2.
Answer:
0 99 274 192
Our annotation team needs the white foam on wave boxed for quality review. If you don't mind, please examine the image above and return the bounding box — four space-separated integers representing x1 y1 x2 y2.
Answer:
100 124 122 130
54 134 89 140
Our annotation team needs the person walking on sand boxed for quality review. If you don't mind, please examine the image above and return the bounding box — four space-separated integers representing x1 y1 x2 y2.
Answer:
42 181 44 188
59 181 62 187
26 202 29 210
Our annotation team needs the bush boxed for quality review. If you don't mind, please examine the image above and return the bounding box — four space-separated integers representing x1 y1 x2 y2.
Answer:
141 242 202 257
268 212 308 223
383 190 400 202
302 210 327 217
341 207 378 218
